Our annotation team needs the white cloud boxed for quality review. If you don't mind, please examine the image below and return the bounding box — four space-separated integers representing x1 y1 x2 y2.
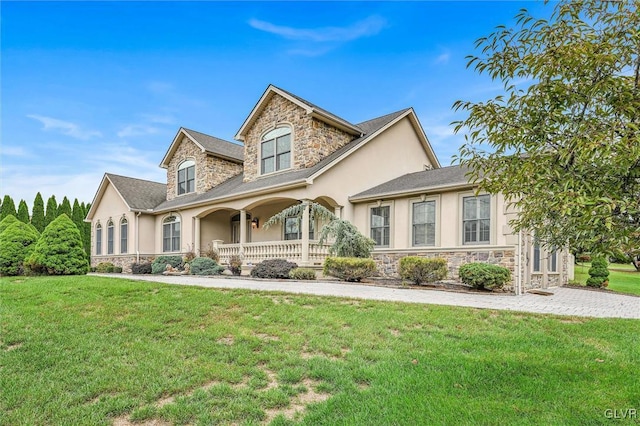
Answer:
146 81 174 94
435 52 451 65
27 114 102 140
117 124 161 138
1 146 33 158
248 15 387 43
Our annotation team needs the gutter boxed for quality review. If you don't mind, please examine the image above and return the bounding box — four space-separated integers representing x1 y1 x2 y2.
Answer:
349 182 474 203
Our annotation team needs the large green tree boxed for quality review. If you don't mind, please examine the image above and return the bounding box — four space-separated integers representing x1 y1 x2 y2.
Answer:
44 195 57 227
16 200 30 224
453 0 639 267
0 195 17 221
58 196 72 219
31 192 46 233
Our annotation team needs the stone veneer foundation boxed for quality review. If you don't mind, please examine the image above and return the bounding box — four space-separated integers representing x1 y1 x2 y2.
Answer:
242 94 354 182
166 137 243 201
91 255 155 274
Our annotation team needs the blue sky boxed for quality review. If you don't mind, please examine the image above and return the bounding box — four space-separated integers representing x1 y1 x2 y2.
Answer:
1 1 549 208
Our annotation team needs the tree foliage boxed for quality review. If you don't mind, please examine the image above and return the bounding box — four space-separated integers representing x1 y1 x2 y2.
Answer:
0 221 40 276
453 0 639 261
25 214 89 275
0 215 19 235
17 200 30 224
263 201 338 229
1 195 17 221
44 195 57 227
58 196 72 219
31 192 46 233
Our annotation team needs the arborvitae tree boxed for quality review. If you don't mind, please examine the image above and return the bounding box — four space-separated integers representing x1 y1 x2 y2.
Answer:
81 202 91 258
0 195 17 221
71 199 87 255
44 195 57 227
0 221 40 276
25 214 89 275
0 215 19 235
31 192 45 233
58 196 72 218
17 200 30 224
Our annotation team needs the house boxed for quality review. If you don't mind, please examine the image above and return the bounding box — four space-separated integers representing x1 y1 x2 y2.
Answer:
86 85 573 293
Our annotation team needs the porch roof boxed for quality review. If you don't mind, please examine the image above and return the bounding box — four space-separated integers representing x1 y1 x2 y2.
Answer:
349 165 473 202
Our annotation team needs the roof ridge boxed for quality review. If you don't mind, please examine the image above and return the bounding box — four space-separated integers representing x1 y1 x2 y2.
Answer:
106 173 165 186
355 108 411 128
182 127 242 147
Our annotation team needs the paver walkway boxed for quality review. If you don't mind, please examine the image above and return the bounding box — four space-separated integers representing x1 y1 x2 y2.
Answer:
97 274 640 319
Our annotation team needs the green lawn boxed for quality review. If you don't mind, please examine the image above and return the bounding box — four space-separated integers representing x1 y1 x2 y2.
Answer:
1 276 639 425
574 262 640 296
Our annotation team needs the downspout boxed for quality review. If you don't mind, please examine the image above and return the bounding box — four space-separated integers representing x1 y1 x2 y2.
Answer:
136 211 141 263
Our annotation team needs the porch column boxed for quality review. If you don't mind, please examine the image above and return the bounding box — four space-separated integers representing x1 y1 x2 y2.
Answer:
194 217 201 256
239 209 247 256
301 200 310 266
334 205 342 219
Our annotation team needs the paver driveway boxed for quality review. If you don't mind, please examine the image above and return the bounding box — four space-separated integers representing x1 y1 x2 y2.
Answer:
96 274 640 319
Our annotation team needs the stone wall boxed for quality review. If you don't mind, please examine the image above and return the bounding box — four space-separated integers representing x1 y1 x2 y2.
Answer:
243 94 354 182
373 249 517 291
91 255 155 274
166 137 242 201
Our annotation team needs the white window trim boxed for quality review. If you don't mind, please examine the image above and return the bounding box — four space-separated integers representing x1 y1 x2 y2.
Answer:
95 222 102 255
368 201 394 249
162 214 182 253
259 124 294 177
120 217 128 254
107 219 115 255
531 237 560 275
458 191 495 246
409 195 440 247
177 159 196 196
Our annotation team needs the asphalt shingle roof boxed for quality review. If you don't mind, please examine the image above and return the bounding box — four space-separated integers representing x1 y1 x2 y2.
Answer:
106 173 167 211
349 165 472 201
183 128 244 162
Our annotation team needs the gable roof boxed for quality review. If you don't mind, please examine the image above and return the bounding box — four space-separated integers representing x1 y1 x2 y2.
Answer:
349 165 472 202
234 84 363 141
85 173 167 219
160 127 244 168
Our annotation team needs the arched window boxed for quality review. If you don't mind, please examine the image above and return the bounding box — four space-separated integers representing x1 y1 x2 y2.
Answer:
107 219 114 254
95 223 102 255
163 215 181 252
261 126 291 174
120 217 128 254
177 160 195 195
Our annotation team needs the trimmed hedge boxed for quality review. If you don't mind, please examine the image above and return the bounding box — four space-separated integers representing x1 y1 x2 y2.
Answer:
151 256 184 274
458 262 511 290
289 268 317 280
251 259 298 279
190 257 224 275
131 262 152 274
95 262 115 273
586 257 609 288
323 257 376 282
399 256 447 285
0 221 40 276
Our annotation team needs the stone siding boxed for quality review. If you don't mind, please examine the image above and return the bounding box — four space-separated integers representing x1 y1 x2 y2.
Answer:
243 94 354 182
166 137 242 201
91 255 155 274
373 249 517 292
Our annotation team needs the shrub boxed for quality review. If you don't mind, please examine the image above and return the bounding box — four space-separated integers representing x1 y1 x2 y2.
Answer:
113 266 123 273
458 262 511 290
183 247 196 264
586 257 609 288
399 256 448 285
151 256 183 274
251 259 298 279
24 214 89 275
318 219 375 258
95 262 115 273
289 268 317 280
131 262 152 274
202 245 220 263
0 215 19 235
228 254 242 276
190 257 224 275
323 257 377 282
0 221 40 276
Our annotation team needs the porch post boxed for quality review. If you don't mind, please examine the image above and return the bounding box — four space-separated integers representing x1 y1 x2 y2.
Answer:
239 209 247 257
334 205 342 219
194 217 201 256
301 200 310 266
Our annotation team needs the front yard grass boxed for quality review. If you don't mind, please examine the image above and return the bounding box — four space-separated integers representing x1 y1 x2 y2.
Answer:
574 262 640 296
1 275 639 425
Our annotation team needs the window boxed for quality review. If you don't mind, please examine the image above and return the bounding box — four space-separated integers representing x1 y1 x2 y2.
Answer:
261 127 291 174
177 160 195 195
120 218 128 254
533 239 558 273
533 240 541 272
548 251 558 272
107 220 114 254
412 201 436 246
283 217 315 240
462 195 490 244
163 216 181 252
370 206 390 247
95 223 102 255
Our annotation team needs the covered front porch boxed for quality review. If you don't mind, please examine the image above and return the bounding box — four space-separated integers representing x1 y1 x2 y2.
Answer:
195 196 339 267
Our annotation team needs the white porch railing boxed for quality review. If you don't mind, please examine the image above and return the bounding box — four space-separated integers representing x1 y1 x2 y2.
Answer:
213 240 331 266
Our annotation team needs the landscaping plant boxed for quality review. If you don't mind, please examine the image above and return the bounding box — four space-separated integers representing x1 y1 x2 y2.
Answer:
323 257 377 282
151 256 184 274
0 221 40 276
399 256 447 285
250 259 298 279
131 262 152 274
458 262 511 290
289 267 317 280
189 257 224 275
227 254 242 276
586 257 610 288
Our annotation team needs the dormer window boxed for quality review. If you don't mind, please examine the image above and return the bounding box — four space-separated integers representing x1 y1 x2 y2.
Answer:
177 160 195 195
261 126 291 174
